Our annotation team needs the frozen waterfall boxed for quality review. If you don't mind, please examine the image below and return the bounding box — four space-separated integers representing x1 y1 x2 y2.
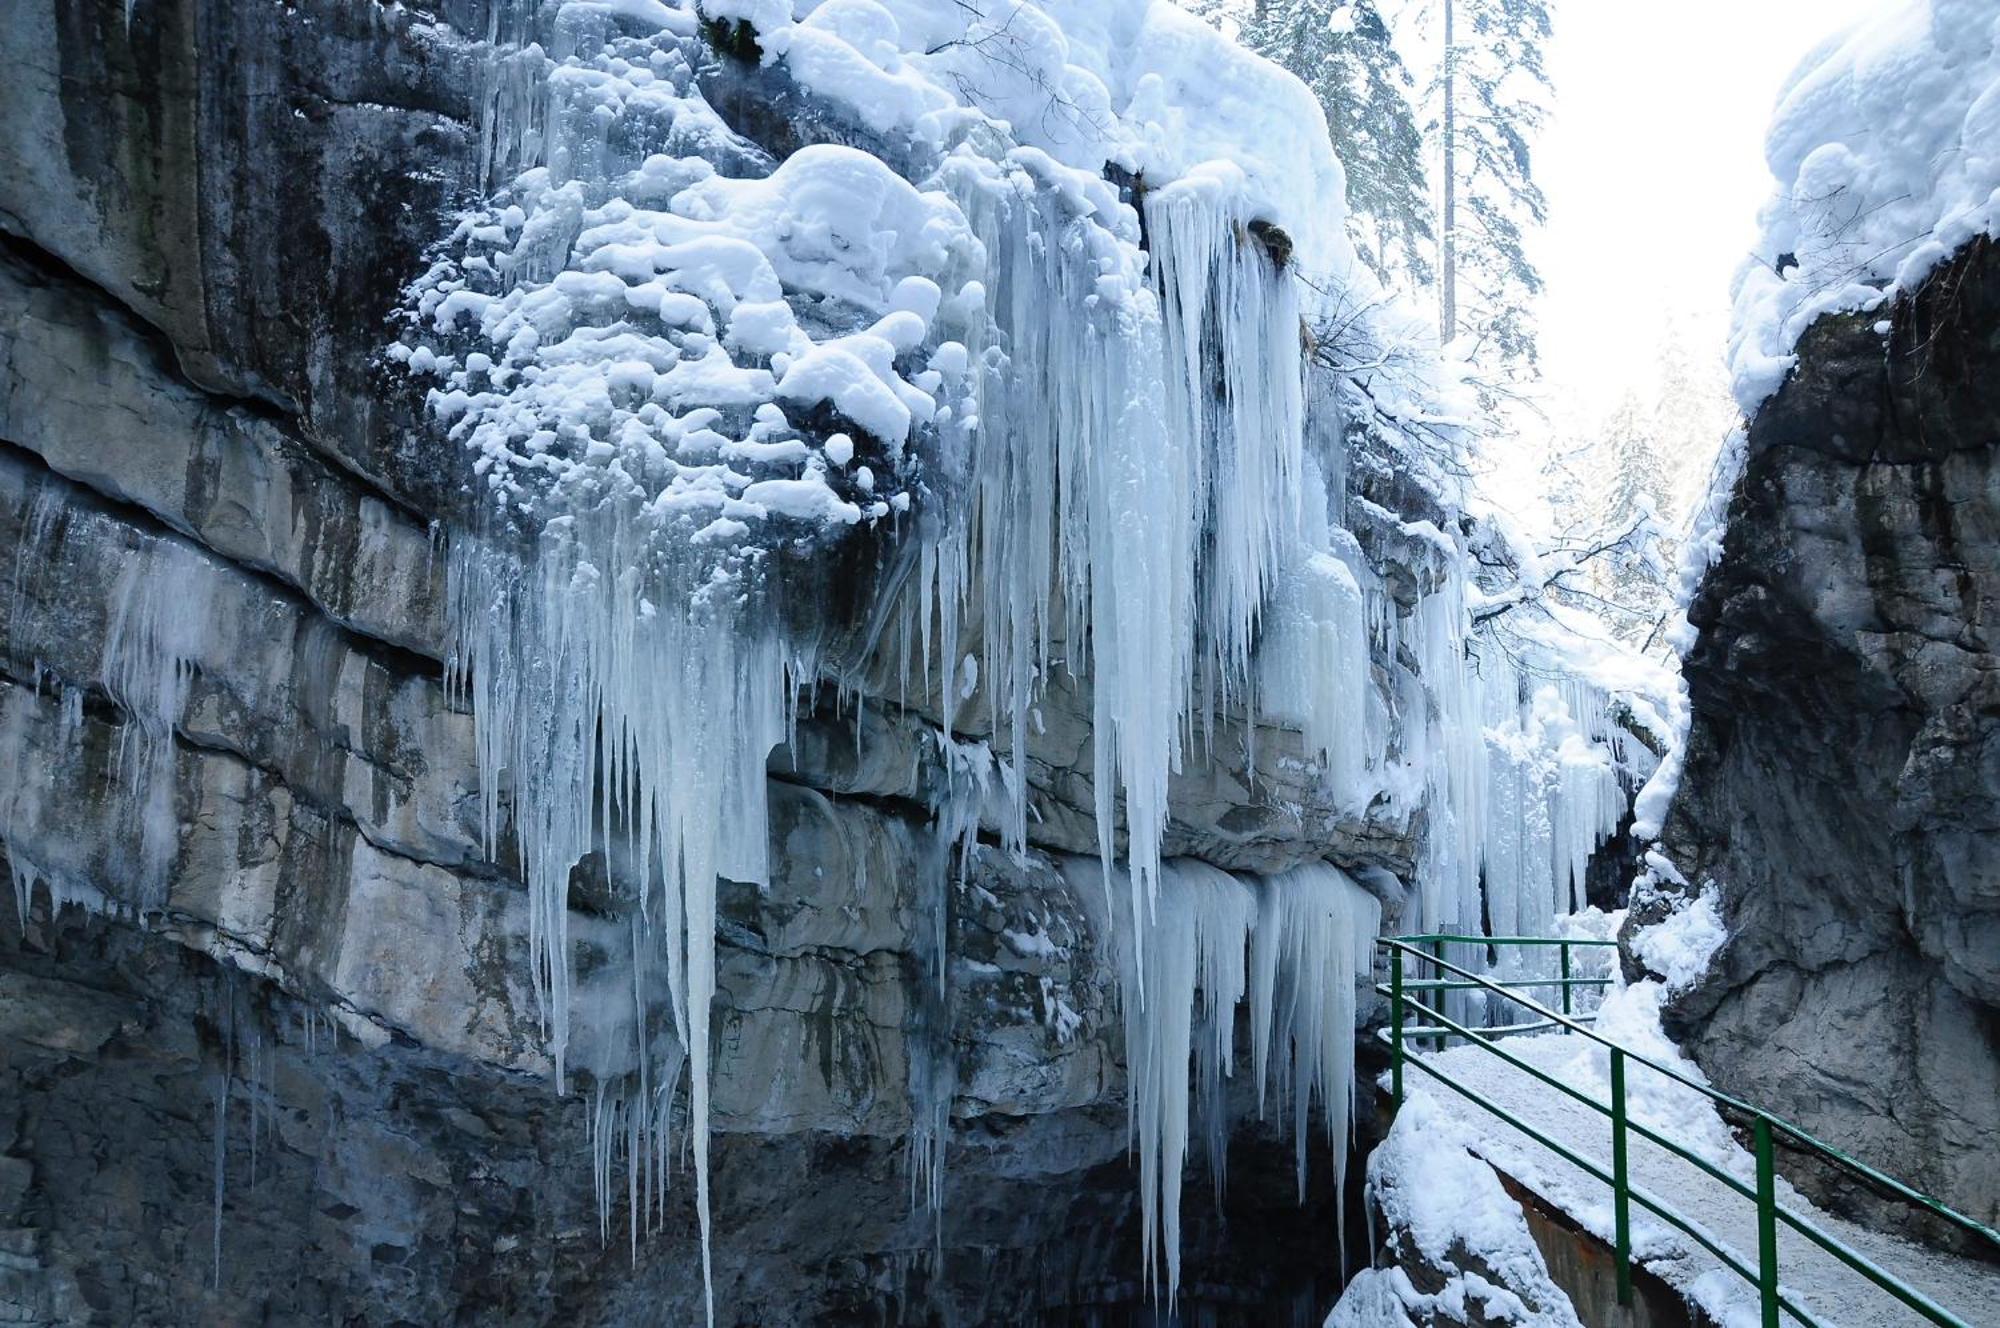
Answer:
374 0 1645 1315
1083 856 1380 1305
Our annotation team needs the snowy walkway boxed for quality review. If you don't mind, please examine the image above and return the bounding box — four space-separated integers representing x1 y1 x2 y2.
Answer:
1407 1024 2000 1326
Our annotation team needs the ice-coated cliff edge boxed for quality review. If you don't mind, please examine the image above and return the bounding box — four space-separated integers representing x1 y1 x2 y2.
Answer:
0 2 1657 1322
1643 0 2000 1241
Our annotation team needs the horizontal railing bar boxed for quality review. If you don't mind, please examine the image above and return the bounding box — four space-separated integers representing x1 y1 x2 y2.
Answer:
1392 1017 1598 1042
1396 977 1612 992
1401 1052 1823 1327
1375 983 1609 1007
1756 1117 2000 1247
1394 932 1620 948
1378 938 2000 1250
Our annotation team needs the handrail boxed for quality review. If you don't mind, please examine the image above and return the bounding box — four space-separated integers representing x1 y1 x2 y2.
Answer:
1384 936 2000 1247
1394 1036 1822 1326
1409 932 1620 948
1373 989 1971 1325
1396 977 1610 992
1380 934 2000 1328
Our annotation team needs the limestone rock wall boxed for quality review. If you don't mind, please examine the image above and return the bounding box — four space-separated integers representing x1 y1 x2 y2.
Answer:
0 1 1433 1321
1661 236 2000 1230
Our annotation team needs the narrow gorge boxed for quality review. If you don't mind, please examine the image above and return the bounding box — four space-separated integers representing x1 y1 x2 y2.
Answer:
1 2 1994 1326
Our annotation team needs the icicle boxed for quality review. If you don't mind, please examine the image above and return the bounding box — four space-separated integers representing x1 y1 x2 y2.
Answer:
907 737 986 1224
212 972 235 1292
1146 175 1306 719
1257 454 1369 800
1404 566 1488 934
1110 858 1255 1305
452 520 785 1326
1401 561 1635 948
6 852 37 931
8 479 64 648
247 1023 260 1188
1247 862 1380 1219
921 165 1186 966
98 539 213 913
474 2 556 194
929 158 1313 969
1094 854 1380 1305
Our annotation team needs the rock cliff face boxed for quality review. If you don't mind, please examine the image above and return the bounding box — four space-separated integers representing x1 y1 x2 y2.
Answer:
0 3 1454 1322
1661 236 2000 1230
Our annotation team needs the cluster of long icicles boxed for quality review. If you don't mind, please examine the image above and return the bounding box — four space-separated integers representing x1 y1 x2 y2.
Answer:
426 6 1634 1320
1096 857 1381 1304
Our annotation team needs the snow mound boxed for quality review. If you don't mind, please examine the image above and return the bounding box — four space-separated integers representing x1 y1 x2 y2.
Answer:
763 0 1350 265
1731 0 2000 411
1629 883 1725 995
1327 1092 1584 1328
399 21 968 553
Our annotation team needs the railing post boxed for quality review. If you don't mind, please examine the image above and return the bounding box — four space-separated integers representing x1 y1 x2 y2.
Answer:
1390 946 1405 1108
1755 1117 1780 1328
1559 940 1573 1029
1428 937 1445 1039
1611 1047 1633 1307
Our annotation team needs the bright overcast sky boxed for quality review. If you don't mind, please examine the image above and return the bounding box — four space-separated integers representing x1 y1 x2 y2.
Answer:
1532 0 1884 427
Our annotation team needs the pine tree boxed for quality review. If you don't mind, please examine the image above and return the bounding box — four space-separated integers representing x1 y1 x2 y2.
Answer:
1600 392 1667 535
1646 323 1740 522
1545 389 1671 643
1413 0 1552 376
1238 1 1434 294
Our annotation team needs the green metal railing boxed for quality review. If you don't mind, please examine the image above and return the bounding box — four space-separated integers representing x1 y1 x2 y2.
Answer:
1378 934 2000 1328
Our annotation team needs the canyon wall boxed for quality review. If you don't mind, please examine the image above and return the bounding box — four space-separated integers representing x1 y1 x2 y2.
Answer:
1661 237 2000 1231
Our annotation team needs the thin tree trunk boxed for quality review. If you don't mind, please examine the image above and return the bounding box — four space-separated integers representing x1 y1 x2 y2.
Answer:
1439 0 1457 345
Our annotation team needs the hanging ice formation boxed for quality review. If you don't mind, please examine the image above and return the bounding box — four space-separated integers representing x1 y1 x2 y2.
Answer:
399 0 1363 1269
896 154 1321 961
384 0 1643 1314
1111 859 1254 1299
1397 563 1639 945
3 472 214 924
908 734 993 1219
1083 856 1380 1304
1256 451 1372 799
0 5 1644 1318
102 541 214 912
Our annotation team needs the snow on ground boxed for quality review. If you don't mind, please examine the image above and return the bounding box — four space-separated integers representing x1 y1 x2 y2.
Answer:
1328 1092 1584 1328
1401 977 2000 1326
1627 885 1725 994
1731 0 2000 412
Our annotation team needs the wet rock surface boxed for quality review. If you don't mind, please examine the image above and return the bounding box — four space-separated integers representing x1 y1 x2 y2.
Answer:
1664 236 2000 1232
